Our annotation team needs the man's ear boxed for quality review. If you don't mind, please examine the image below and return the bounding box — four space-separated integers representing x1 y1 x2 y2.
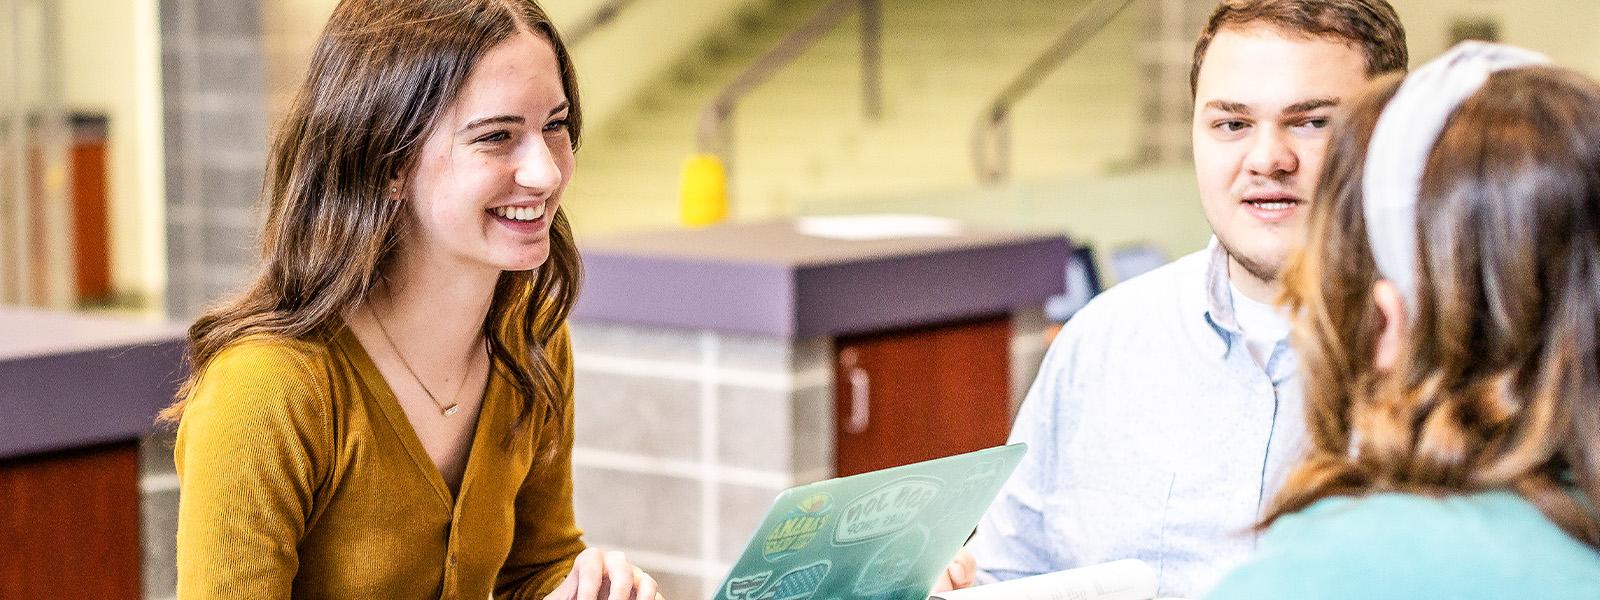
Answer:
1372 279 1407 371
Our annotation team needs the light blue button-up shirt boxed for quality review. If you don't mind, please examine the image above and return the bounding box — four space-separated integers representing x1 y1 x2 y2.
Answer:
971 241 1305 598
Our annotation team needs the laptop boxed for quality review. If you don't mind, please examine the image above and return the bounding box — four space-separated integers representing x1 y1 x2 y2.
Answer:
712 443 1027 600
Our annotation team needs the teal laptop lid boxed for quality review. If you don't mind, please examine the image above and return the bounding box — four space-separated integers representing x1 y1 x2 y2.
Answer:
713 443 1027 600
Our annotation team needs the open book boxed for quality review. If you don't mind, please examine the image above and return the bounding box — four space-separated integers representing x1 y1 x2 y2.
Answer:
929 559 1188 600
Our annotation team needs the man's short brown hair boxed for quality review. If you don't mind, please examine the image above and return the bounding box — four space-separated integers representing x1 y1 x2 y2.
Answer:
1190 0 1408 96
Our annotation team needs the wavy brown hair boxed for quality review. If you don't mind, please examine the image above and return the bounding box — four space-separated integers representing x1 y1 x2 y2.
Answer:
160 0 584 445
1266 66 1600 546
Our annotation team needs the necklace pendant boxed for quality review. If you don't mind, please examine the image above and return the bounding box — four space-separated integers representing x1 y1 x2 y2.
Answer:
442 404 460 417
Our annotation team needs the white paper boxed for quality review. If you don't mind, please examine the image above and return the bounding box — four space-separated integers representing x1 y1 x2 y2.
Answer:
930 559 1162 600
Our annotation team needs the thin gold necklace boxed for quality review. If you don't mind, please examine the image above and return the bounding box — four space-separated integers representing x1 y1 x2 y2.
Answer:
367 303 479 418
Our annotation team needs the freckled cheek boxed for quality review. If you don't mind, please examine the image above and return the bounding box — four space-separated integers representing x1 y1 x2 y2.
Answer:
426 180 499 231
425 201 473 237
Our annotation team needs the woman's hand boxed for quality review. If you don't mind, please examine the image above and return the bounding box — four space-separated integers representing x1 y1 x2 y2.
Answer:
544 548 663 600
929 547 977 593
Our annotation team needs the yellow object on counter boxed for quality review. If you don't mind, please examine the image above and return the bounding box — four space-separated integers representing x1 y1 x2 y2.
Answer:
680 153 729 227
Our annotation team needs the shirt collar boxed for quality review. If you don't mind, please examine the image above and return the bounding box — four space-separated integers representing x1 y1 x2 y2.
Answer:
1201 238 1242 353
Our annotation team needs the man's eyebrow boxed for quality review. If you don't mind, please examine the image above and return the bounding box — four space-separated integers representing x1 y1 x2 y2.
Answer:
1283 97 1340 114
460 114 524 132
1203 100 1251 114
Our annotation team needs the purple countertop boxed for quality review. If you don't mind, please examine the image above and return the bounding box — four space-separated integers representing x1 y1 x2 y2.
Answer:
573 218 1071 338
0 220 1068 457
1 308 187 459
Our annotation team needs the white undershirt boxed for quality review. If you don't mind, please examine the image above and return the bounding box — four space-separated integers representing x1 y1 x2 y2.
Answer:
1230 283 1292 369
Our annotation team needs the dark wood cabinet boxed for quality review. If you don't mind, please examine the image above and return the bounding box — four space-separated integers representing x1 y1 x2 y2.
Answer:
71 115 111 302
0 442 143 599
833 315 1013 476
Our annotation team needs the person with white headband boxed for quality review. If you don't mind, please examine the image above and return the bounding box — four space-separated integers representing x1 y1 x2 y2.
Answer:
1206 41 1600 598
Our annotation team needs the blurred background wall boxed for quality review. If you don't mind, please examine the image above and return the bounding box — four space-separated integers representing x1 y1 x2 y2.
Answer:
5 2 1600 598
58 0 165 309
7 0 1598 319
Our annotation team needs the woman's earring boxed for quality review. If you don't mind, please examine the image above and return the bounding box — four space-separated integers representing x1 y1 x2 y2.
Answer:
388 185 399 199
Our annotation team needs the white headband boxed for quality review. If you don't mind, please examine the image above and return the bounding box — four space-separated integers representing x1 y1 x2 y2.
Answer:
1362 41 1550 309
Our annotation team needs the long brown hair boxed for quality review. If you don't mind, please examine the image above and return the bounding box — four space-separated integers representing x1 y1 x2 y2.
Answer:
161 0 584 445
1268 66 1600 546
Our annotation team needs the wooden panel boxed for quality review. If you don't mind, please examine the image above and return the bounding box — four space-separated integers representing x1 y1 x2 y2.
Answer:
834 315 1012 476
0 442 142 599
71 135 110 301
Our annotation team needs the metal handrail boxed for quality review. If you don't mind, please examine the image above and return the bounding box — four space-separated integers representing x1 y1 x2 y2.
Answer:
565 0 639 45
695 0 881 162
972 0 1138 186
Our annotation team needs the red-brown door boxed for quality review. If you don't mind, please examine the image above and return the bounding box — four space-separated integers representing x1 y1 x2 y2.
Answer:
71 123 111 302
833 315 1013 476
0 442 143 599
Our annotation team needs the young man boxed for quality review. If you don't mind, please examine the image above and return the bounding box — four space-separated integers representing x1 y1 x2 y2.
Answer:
946 1 1409 597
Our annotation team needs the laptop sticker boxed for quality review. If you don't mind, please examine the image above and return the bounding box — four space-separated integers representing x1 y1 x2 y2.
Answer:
833 476 942 545
756 560 831 600
761 493 833 561
724 571 771 600
852 526 931 596
936 458 1005 519
711 444 1028 600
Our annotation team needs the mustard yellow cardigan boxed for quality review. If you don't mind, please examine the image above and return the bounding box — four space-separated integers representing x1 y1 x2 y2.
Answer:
174 321 584 599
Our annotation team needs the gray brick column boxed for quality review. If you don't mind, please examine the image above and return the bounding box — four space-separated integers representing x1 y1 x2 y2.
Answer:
1136 0 1213 166
151 1 268 598
161 0 268 321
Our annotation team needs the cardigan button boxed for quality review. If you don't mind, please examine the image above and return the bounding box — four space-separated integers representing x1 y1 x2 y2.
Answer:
449 553 458 567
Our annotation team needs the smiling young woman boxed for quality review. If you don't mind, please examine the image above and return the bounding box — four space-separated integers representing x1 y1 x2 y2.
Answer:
160 1 661 598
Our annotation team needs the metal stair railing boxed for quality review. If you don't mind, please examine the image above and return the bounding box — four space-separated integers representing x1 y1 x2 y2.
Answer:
694 0 882 176
971 0 1137 186
564 0 640 45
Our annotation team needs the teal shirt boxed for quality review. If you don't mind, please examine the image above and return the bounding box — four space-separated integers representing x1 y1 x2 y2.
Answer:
1206 491 1600 599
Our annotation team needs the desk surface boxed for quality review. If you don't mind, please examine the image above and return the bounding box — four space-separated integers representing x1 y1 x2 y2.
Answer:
1 307 187 460
1 307 187 362
575 218 1071 338
581 218 1059 267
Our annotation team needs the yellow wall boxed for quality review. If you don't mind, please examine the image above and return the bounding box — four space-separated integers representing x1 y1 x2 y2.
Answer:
45 0 1600 308
1390 0 1600 74
265 0 338 119
265 0 765 130
547 0 765 128
58 0 164 306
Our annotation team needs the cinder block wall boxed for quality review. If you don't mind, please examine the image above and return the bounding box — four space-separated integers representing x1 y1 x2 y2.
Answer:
567 306 1049 599
160 0 267 320
567 321 836 598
